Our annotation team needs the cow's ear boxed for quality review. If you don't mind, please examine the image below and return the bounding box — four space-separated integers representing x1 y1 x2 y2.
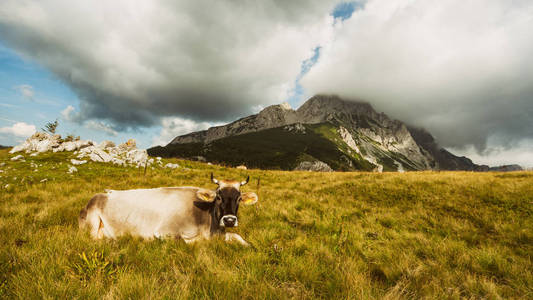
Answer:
196 189 216 202
194 201 214 211
241 192 258 206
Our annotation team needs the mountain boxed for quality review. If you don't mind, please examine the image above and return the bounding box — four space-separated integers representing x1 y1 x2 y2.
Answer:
489 164 523 172
149 95 488 171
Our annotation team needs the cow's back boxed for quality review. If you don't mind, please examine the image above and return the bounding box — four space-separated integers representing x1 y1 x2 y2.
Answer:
80 187 211 239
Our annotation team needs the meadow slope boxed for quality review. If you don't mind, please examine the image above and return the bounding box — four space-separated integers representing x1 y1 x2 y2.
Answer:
0 149 532 299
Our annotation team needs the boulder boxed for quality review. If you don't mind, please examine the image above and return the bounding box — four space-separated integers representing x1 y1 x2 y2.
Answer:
63 141 77 152
294 161 333 172
36 139 53 153
11 155 24 161
71 159 87 165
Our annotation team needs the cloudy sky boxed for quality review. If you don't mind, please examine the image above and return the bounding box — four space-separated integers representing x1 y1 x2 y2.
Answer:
0 0 532 167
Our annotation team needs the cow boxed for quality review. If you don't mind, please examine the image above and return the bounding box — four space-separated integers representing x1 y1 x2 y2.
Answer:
78 173 258 246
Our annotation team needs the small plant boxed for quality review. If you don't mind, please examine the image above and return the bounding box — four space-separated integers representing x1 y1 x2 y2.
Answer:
63 134 76 142
69 251 117 281
42 119 59 134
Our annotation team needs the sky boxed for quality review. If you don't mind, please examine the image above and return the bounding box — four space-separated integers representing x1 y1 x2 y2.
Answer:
0 0 532 168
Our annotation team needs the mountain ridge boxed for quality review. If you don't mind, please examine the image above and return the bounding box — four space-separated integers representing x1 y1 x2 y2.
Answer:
155 95 489 171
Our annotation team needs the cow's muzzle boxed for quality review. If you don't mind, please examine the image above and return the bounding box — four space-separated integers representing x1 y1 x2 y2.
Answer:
220 215 238 227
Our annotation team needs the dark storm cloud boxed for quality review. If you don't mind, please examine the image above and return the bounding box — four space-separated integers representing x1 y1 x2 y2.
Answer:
0 0 338 129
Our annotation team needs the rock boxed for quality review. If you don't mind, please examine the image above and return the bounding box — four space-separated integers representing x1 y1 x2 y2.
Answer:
0 163 5 167
127 149 148 164
30 152 39 157
9 142 28 154
98 140 115 149
75 140 93 149
294 161 333 172
88 148 113 163
89 153 103 162
164 163 179 169
111 158 125 166
36 139 53 152
236 165 247 170
11 155 24 161
191 156 206 162
63 141 77 152
53 144 65 152
40 178 48 183
67 166 78 173
70 159 87 165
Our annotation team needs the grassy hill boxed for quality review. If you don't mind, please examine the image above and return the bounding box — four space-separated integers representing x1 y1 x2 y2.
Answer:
0 148 532 299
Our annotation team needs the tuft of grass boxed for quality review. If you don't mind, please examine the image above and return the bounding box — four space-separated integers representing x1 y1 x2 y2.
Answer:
69 251 119 282
0 148 532 298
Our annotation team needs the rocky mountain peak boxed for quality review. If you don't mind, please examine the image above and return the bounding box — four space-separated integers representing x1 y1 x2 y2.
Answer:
162 94 488 172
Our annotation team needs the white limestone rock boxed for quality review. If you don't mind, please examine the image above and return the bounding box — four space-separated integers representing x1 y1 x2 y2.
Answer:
11 155 24 161
294 161 333 172
71 159 87 165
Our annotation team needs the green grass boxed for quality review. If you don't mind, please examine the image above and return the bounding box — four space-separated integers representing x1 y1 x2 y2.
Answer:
1 148 532 299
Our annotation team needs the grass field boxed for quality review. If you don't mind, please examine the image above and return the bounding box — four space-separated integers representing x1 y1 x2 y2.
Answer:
1 148 532 299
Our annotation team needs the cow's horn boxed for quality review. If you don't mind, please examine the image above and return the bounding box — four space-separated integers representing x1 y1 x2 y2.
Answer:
240 175 250 186
211 173 219 185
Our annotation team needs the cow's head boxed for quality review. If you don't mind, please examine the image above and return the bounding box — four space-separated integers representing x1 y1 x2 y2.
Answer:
195 173 258 228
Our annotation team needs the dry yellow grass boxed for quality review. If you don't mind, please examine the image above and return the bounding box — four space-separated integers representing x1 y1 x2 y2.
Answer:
0 149 532 299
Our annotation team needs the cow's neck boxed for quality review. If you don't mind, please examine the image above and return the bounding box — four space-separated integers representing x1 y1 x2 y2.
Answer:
210 205 224 234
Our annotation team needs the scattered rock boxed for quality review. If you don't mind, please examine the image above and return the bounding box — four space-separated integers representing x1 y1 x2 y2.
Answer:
70 159 87 165
164 163 179 169
67 166 78 173
11 155 24 161
294 160 333 172
9 131 156 169
40 178 48 183
30 152 38 157
236 165 247 170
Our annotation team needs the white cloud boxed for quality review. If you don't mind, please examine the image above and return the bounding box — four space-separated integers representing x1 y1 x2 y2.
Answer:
14 84 34 99
85 120 118 136
151 117 215 147
0 122 36 137
60 105 81 122
301 0 533 151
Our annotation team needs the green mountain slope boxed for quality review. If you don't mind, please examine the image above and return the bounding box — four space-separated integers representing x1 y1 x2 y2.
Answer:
148 122 408 171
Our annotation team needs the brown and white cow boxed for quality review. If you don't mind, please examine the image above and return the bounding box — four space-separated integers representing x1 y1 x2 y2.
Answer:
78 173 258 246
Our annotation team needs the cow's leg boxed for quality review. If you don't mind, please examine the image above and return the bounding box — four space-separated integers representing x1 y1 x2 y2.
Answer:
225 233 250 247
86 211 102 239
